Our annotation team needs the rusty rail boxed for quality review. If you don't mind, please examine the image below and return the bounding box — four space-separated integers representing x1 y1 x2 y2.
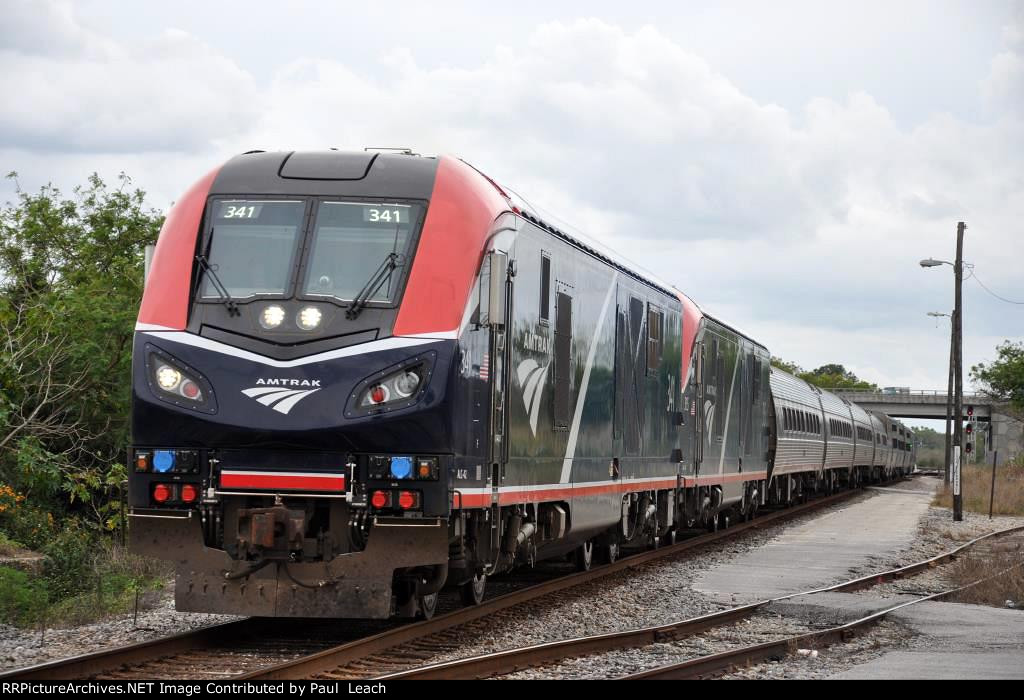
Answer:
243 484 894 680
2 476 921 681
374 522 1024 679
623 559 1024 680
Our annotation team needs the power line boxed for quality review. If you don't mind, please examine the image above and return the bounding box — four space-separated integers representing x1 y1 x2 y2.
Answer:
972 273 1024 305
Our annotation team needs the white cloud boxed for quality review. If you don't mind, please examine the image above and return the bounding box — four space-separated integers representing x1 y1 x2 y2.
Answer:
1 3 1021 391
983 5 1024 112
0 2 257 153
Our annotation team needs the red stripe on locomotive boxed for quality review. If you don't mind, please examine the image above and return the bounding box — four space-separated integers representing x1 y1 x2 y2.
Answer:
678 292 704 382
393 157 510 336
220 471 346 492
137 165 222 330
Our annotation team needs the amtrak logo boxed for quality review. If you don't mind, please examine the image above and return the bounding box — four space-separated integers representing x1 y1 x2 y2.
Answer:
704 399 715 444
516 359 550 437
241 384 321 415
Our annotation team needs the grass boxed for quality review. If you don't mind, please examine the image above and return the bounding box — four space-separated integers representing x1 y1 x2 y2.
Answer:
0 534 171 628
945 545 1024 608
932 458 1024 516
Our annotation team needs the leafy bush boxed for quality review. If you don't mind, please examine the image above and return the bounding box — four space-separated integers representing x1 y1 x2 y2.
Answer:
0 566 48 625
41 524 97 601
0 173 162 532
0 483 54 551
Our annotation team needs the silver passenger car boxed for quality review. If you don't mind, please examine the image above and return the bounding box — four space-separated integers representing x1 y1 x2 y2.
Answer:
769 369 825 478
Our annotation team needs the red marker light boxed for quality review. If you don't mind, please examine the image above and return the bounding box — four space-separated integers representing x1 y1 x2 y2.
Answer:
181 484 199 503
181 380 201 400
371 490 389 509
398 491 418 510
152 483 172 504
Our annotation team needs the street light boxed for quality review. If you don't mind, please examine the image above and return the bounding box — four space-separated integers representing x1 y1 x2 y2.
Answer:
926 311 951 318
919 222 966 522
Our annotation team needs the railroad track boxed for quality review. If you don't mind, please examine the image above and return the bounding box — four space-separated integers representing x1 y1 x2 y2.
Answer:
240 480 909 680
373 524 1024 680
2 478 913 680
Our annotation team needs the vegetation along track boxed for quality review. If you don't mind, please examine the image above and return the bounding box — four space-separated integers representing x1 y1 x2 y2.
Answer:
379 524 1024 680
2 478 910 681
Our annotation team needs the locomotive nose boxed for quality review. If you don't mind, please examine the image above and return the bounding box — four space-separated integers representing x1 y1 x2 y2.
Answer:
132 332 451 446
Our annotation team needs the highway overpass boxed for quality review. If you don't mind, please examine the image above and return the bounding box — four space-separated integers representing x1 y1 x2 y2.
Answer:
832 389 1021 466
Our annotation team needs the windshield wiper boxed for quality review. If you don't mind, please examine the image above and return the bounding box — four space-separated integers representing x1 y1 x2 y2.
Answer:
346 252 402 320
196 254 241 317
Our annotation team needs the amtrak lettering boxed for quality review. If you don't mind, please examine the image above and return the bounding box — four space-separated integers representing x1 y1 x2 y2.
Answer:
255 378 322 387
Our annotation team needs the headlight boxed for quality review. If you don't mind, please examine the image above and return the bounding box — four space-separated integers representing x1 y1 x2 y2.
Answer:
345 355 435 418
260 305 286 329
297 306 322 330
393 371 421 398
152 360 204 402
145 347 216 413
359 367 422 409
156 365 181 390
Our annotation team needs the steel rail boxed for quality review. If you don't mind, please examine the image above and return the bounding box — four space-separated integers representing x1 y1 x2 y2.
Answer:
373 522 1024 679
623 559 1024 680
0 619 257 681
1 476 917 681
241 483 898 680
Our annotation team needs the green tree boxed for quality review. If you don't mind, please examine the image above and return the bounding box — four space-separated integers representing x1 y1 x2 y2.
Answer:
770 356 878 391
971 341 1024 412
0 173 162 529
770 356 803 375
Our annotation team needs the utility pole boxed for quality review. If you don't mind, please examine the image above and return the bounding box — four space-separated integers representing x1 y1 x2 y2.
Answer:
952 221 965 522
943 331 954 485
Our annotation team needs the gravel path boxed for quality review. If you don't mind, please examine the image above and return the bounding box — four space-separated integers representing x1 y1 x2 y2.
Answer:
490 478 1024 680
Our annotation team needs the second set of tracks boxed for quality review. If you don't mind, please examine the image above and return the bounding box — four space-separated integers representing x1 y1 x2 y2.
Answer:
3 477 965 681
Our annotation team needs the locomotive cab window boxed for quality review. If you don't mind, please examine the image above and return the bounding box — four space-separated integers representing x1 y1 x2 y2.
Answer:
201 200 306 299
303 201 423 303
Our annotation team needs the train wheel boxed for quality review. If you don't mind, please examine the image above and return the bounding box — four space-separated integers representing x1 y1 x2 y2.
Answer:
575 541 594 571
459 573 487 606
417 592 439 620
597 542 619 564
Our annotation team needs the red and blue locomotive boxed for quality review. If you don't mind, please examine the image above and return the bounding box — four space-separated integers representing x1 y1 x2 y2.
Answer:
129 150 914 619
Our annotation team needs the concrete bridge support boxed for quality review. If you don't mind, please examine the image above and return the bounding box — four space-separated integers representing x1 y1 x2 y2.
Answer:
989 410 1023 466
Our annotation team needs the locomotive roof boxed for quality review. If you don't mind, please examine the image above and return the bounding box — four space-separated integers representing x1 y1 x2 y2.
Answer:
210 150 440 200
213 150 770 351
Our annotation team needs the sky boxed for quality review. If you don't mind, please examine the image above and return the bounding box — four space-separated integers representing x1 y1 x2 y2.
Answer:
1 1 1022 429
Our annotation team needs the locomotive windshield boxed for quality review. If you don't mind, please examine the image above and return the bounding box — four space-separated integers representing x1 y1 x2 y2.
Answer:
303 201 423 302
201 200 305 299
199 199 424 305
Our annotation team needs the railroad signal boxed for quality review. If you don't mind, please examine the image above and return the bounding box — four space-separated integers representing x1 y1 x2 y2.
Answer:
965 423 973 436
965 442 973 455
967 405 974 418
